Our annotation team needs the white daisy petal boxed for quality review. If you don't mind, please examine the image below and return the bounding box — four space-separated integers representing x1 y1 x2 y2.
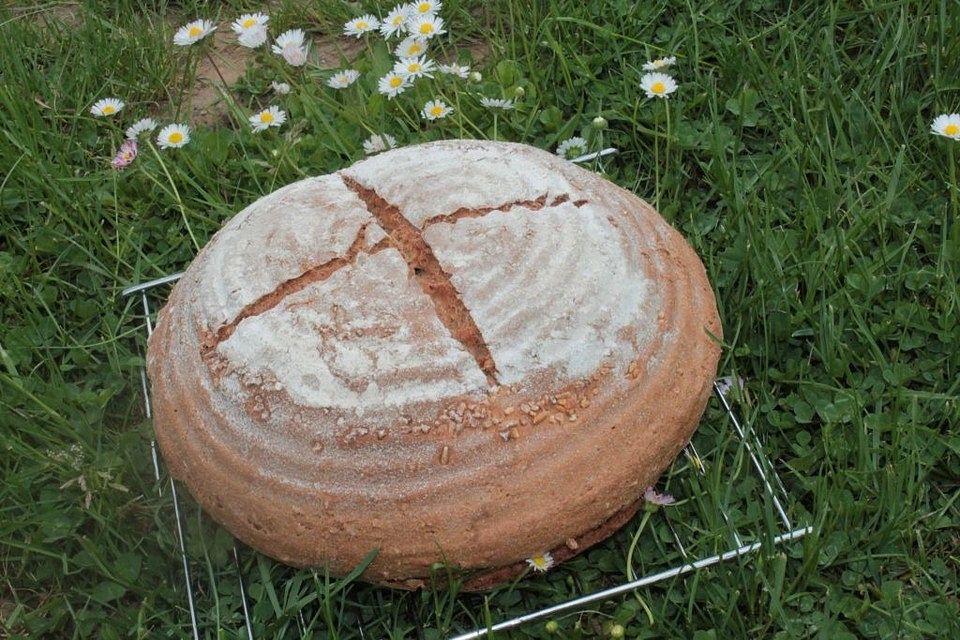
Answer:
395 35 428 58
157 123 191 149
90 98 124 117
125 117 158 139
363 133 398 155
932 113 960 140
410 0 441 16
393 55 436 80
480 97 514 110
327 69 361 89
231 12 269 35
421 98 453 120
407 14 445 39
525 552 554 573
640 72 678 99
438 63 470 78
642 55 677 71
173 19 216 46
377 71 412 98
238 26 268 49
272 29 306 54
249 106 287 133
271 81 291 95
343 14 380 38
555 136 587 159
380 5 410 38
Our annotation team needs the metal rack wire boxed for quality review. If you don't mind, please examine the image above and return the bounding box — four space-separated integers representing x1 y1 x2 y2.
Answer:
121 148 811 638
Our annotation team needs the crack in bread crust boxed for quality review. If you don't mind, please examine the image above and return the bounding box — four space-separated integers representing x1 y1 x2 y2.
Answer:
340 174 499 385
420 193 588 228
203 223 388 354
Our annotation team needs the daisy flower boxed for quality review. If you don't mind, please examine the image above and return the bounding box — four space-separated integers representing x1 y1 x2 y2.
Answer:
272 30 309 66
380 5 410 38
281 43 308 66
271 81 291 95
480 97 514 110
555 136 587 159
327 69 360 89
409 0 441 16
111 139 138 170
394 55 436 79
272 29 305 54
526 552 554 573
422 99 453 120
644 486 676 506
377 71 412 98
642 55 676 71
408 14 445 39
395 35 428 58
173 19 216 46
157 123 191 149
125 117 157 139
438 63 470 78
238 26 268 49
249 106 286 133
363 133 398 155
231 12 268 35
640 72 678 99
931 113 960 140
90 98 124 117
344 14 380 38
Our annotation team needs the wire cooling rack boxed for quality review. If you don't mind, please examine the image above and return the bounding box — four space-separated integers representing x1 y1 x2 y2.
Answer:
121 149 811 638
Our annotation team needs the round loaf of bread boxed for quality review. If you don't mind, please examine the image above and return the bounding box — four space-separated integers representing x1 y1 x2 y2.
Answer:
146 139 722 589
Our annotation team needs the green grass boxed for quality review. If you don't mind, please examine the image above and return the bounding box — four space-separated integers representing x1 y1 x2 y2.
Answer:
1 0 959 638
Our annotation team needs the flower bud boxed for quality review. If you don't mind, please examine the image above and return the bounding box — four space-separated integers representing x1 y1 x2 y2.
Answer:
592 115 608 130
513 86 525 98
545 620 559 634
609 624 625 638
469 71 482 83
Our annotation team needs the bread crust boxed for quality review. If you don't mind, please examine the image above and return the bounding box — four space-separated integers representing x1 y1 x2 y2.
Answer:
146 140 722 589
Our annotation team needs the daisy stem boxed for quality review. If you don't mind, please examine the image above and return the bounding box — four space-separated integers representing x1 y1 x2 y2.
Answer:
624 510 651 582
654 110 660 210
204 48 231 98
624 509 656 626
664 100 671 194
949 144 957 236
146 142 200 252
493 113 498 140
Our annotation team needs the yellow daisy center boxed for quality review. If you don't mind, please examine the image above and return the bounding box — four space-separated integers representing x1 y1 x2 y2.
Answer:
102 105 115 114
531 556 548 568
945 123 960 136
260 112 274 123
419 23 434 35
418 2 431 11
651 81 666 94
168 132 184 144
355 20 368 30
189 25 202 37
409 43 423 54
242 18 256 28
389 76 403 88
408 63 421 73
392 16 404 26
430 105 444 116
